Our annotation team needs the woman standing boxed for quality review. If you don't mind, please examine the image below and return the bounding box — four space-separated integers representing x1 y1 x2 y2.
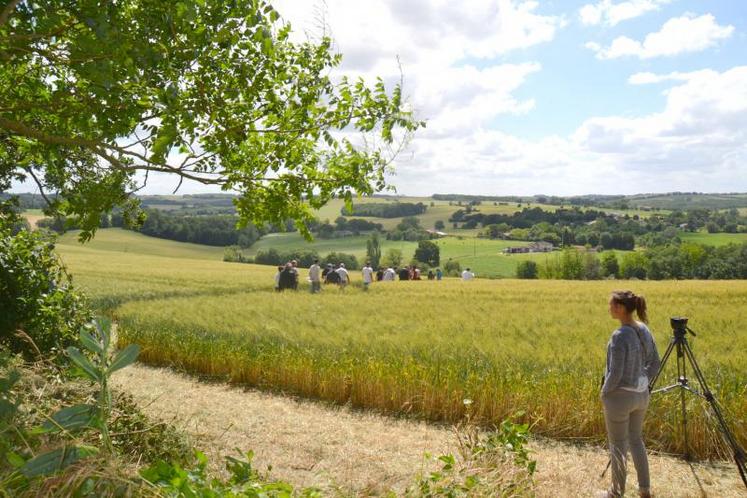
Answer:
599 291 661 498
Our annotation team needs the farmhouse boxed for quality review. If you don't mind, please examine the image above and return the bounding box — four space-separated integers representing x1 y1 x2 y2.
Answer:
503 241 555 254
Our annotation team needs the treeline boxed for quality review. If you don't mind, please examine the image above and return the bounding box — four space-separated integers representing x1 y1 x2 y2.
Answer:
342 202 427 218
314 217 383 238
228 247 360 270
519 242 747 280
461 206 747 251
37 209 269 248
132 209 264 247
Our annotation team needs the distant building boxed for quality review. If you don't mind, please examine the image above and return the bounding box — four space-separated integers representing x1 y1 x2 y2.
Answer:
503 241 555 254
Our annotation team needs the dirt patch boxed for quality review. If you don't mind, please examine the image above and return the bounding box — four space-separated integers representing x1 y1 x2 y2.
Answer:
112 364 745 497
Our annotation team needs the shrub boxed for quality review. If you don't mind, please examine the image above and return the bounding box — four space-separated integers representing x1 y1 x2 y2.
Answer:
0 227 91 357
516 261 538 279
414 240 440 267
321 252 359 270
443 259 461 277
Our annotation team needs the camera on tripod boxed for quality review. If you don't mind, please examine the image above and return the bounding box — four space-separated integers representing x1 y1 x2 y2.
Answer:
669 316 691 337
648 316 746 488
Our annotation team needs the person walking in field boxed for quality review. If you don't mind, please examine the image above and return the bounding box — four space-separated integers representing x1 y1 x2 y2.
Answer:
383 266 396 281
362 262 374 291
398 266 410 281
461 268 475 280
427 269 435 280
336 263 350 288
435 268 443 280
278 263 296 291
376 267 384 281
308 259 321 293
597 291 660 498
325 264 340 285
290 260 300 290
274 265 283 291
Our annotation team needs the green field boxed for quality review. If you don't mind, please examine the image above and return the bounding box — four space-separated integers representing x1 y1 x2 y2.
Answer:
680 231 747 247
55 232 747 460
57 228 225 261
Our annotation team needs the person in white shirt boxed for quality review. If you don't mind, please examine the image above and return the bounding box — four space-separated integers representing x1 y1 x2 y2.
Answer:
462 268 475 281
383 266 396 281
336 263 350 288
308 259 321 293
361 262 374 291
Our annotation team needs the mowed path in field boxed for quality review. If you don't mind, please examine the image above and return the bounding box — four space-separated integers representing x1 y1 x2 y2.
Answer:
113 365 745 497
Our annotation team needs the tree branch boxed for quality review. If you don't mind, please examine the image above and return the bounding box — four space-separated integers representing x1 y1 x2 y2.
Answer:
0 0 22 27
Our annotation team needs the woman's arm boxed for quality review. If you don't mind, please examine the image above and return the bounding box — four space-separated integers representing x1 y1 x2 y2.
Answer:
602 331 626 395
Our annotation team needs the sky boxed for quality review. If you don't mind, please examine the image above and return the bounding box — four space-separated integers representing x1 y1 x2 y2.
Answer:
12 0 747 197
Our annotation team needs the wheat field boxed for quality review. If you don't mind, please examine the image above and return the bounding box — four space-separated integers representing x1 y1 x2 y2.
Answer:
57 239 747 460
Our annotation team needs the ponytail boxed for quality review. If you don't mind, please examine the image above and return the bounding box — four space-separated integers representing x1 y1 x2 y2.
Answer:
611 290 648 323
634 295 648 324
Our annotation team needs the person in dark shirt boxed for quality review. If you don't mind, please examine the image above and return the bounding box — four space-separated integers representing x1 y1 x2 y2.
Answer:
278 263 296 291
398 267 410 281
376 267 384 281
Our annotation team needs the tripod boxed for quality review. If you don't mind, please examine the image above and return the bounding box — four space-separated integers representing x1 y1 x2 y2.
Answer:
648 317 747 489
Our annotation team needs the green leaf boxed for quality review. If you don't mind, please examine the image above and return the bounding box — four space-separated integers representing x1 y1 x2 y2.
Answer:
66 347 101 383
20 446 99 478
41 404 96 433
6 451 25 469
108 344 140 374
80 328 103 355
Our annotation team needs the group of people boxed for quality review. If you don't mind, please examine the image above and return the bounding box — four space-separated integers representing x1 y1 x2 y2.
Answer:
274 260 462 292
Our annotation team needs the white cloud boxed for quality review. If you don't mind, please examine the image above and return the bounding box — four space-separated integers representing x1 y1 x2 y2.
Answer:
628 69 712 85
396 66 747 196
579 0 671 27
573 66 747 173
587 13 734 59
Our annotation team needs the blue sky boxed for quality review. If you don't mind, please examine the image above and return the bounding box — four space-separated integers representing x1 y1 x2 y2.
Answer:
497 0 747 139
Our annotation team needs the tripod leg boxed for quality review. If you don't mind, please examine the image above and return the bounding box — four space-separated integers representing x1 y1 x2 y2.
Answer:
648 338 676 391
676 341 690 459
681 340 747 489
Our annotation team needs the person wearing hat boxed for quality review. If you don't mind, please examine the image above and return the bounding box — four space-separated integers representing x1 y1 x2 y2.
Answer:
336 263 350 288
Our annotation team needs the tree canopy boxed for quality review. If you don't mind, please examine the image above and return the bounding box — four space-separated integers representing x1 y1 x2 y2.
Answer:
0 0 421 240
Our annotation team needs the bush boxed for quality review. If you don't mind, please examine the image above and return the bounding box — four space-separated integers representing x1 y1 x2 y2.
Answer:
516 261 538 279
321 252 359 270
600 252 619 278
381 248 403 268
414 240 440 267
0 227 91 357
443 259 461 277
621 252 648 279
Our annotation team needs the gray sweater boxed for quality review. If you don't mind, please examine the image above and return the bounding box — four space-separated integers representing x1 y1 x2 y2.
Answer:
602 322 661 395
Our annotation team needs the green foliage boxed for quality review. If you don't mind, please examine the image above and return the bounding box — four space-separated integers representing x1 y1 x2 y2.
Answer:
254 248 320 268
142 450 322 497
1 0 422 241
443 259 461 277
342 202 427 218
600 252 619 278
620 252 648 279
366 232 382 268
414 240 440 267
515 261 538 279
389 216 430 241
321 252 359 271
381 248 403 268
0 225 91 357
410 416 535 497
